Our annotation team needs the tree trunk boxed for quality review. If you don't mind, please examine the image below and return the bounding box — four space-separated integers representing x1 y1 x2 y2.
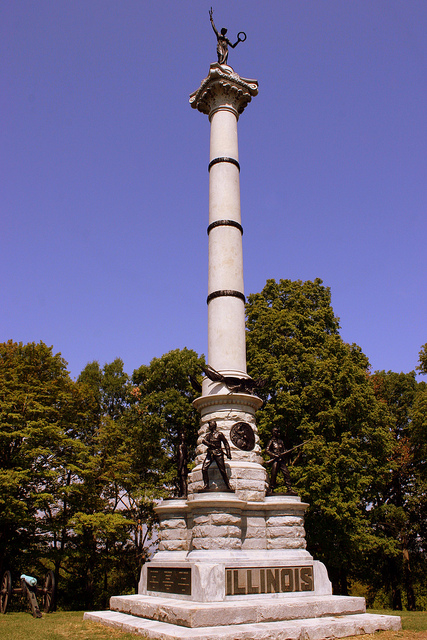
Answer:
339 568 349 596
391 575 403 610
403 547 416 611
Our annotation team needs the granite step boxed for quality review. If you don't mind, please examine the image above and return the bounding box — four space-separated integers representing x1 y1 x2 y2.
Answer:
109 594 367 628
84 610 401 639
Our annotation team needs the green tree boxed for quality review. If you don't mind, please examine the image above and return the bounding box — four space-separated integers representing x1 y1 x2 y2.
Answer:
416 343 427 376
245 279 392 595
65 349 204 606
68 358 137 607
369 371 427 610
0 340 92 581
131 347 205 496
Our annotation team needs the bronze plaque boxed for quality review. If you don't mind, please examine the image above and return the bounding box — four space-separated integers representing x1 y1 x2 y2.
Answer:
230 422 255 451
225 566 314 596
147 567 191 596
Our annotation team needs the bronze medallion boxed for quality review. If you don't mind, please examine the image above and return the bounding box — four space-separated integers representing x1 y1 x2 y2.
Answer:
230 422 255 451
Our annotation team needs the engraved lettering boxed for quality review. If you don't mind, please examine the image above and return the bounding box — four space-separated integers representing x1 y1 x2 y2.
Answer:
260 569 266 593
224 566 314 596
300 566 314 591
294 567 300 591
226 569 233 595
266 568 280 593
147 567 191 595
247 569 259 594
233 570 246 595
281 568 294 592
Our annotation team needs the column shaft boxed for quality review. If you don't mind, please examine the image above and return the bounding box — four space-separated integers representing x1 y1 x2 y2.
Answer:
208 107 246 374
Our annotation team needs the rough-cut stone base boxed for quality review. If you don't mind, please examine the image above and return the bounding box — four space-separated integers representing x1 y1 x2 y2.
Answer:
110 594 366 627
155 494 309 554
84 609 401 639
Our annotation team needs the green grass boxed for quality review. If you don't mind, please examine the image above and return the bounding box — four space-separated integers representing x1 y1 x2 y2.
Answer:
1 609 426 639
368 609 427 633
0 611 142 640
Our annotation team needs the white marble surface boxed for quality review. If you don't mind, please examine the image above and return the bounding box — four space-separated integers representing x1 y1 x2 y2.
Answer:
85 609 401 639
109 593 365 627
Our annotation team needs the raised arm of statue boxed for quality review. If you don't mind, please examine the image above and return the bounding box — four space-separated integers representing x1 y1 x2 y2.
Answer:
209 7 219 37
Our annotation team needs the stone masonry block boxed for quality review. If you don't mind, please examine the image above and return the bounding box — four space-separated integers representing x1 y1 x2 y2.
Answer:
266 516 304 527
210 513 241 525
266 538 306 550
245 527 267 539
159 518 187 529
235 479 266 491
191 536 242 550
267 526 306 539
159 540 188 551
192 513 210 524
233 469 267 481
192 524 241 539
242 537 267 550
159 529 189 541
246 516 265 527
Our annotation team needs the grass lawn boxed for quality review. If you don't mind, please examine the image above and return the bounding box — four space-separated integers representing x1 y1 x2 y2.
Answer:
0 609 426 639
0 611 140 640
368 610 427 633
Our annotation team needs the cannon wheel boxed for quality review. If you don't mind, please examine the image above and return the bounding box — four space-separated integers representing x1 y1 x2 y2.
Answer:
0 571 12 614
42 571 56 613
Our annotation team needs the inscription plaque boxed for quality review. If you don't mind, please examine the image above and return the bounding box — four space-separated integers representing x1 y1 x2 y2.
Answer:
147 567 191 596
225 566 314 596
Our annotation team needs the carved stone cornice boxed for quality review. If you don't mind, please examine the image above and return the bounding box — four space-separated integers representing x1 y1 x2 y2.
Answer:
190 63 258 119
193 392 263 412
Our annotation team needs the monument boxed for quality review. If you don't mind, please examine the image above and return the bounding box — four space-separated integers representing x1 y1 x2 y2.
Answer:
85 13 401 639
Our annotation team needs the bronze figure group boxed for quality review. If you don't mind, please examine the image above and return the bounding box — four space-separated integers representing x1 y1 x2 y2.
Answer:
176 420 301 497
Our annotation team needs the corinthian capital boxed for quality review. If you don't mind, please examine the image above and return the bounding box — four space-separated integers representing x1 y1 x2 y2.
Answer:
190 63 258 119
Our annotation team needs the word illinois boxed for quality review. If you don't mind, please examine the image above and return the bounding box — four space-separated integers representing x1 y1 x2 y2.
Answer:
226 566 314 596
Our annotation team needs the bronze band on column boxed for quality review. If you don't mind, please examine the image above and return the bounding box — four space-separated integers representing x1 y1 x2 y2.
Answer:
207 220 243 235
208 157 240 172
207 290 246 304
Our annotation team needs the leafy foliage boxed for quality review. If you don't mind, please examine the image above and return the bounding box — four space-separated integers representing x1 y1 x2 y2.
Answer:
246 279 393 594
367 371 427 610
0 342 204 609
0 340 92 580
416 343 427 376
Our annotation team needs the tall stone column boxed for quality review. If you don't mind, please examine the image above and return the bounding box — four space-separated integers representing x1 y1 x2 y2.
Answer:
190 62 257 380
189 64 265 500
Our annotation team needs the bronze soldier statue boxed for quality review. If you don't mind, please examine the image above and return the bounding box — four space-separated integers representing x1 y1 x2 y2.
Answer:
199 420 234 492
209 7 246 66
177 432 188 498
266 427 298 496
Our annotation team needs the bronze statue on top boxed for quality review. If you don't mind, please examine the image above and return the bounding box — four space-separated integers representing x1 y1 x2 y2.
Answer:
199 420 234 492
265 427 299 496
209 7 246 65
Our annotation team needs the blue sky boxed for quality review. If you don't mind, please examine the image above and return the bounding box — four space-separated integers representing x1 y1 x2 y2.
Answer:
2 1 426 380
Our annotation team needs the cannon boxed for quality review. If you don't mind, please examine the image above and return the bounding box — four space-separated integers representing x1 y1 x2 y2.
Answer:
0 570 56 617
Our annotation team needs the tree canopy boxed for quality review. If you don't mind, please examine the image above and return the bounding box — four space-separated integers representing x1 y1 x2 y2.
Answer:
246 279 394 594
0 342 204 609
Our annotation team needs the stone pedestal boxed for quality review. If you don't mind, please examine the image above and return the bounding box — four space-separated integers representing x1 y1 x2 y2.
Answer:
86 491 400 637
84 63 401 639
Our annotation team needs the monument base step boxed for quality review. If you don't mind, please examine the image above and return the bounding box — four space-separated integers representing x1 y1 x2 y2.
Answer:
84 610 401 639
109 594 366 628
